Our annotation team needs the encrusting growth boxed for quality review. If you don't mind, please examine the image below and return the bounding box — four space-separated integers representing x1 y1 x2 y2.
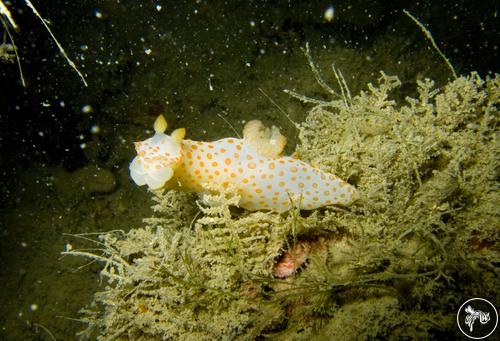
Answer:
130 115 358 212
67 67 499 340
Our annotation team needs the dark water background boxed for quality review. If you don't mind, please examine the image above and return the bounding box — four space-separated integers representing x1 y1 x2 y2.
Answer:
0 0 498 339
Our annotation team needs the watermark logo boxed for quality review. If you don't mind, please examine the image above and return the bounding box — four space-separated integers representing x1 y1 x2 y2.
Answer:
457 298 498 339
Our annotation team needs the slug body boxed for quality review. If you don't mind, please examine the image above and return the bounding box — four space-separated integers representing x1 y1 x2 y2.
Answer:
130 115 357 213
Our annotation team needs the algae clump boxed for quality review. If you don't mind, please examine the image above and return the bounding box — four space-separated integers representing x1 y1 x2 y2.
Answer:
64 54 499 339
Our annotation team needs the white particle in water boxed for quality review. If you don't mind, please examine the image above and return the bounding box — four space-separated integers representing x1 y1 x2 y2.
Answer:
324 5 335 22
90 125 100 134
81 105 93 113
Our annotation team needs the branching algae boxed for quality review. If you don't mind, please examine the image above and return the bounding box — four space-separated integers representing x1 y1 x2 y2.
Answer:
64 50 499 339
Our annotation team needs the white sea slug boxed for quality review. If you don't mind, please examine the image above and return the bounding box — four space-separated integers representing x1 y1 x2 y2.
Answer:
130 115 358 213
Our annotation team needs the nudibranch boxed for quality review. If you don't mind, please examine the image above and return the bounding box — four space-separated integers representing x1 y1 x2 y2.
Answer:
129 115 357 213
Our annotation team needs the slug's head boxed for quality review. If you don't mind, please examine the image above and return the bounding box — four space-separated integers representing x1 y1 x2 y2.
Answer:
129 115 186 190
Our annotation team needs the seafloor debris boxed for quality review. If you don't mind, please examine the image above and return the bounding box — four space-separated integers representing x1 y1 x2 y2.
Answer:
273 241 311 278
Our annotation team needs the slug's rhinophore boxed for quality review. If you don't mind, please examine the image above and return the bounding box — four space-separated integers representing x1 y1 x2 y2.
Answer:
130 115 358 212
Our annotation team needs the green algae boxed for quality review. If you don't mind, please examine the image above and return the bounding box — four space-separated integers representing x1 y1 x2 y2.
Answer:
65 54 499 339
